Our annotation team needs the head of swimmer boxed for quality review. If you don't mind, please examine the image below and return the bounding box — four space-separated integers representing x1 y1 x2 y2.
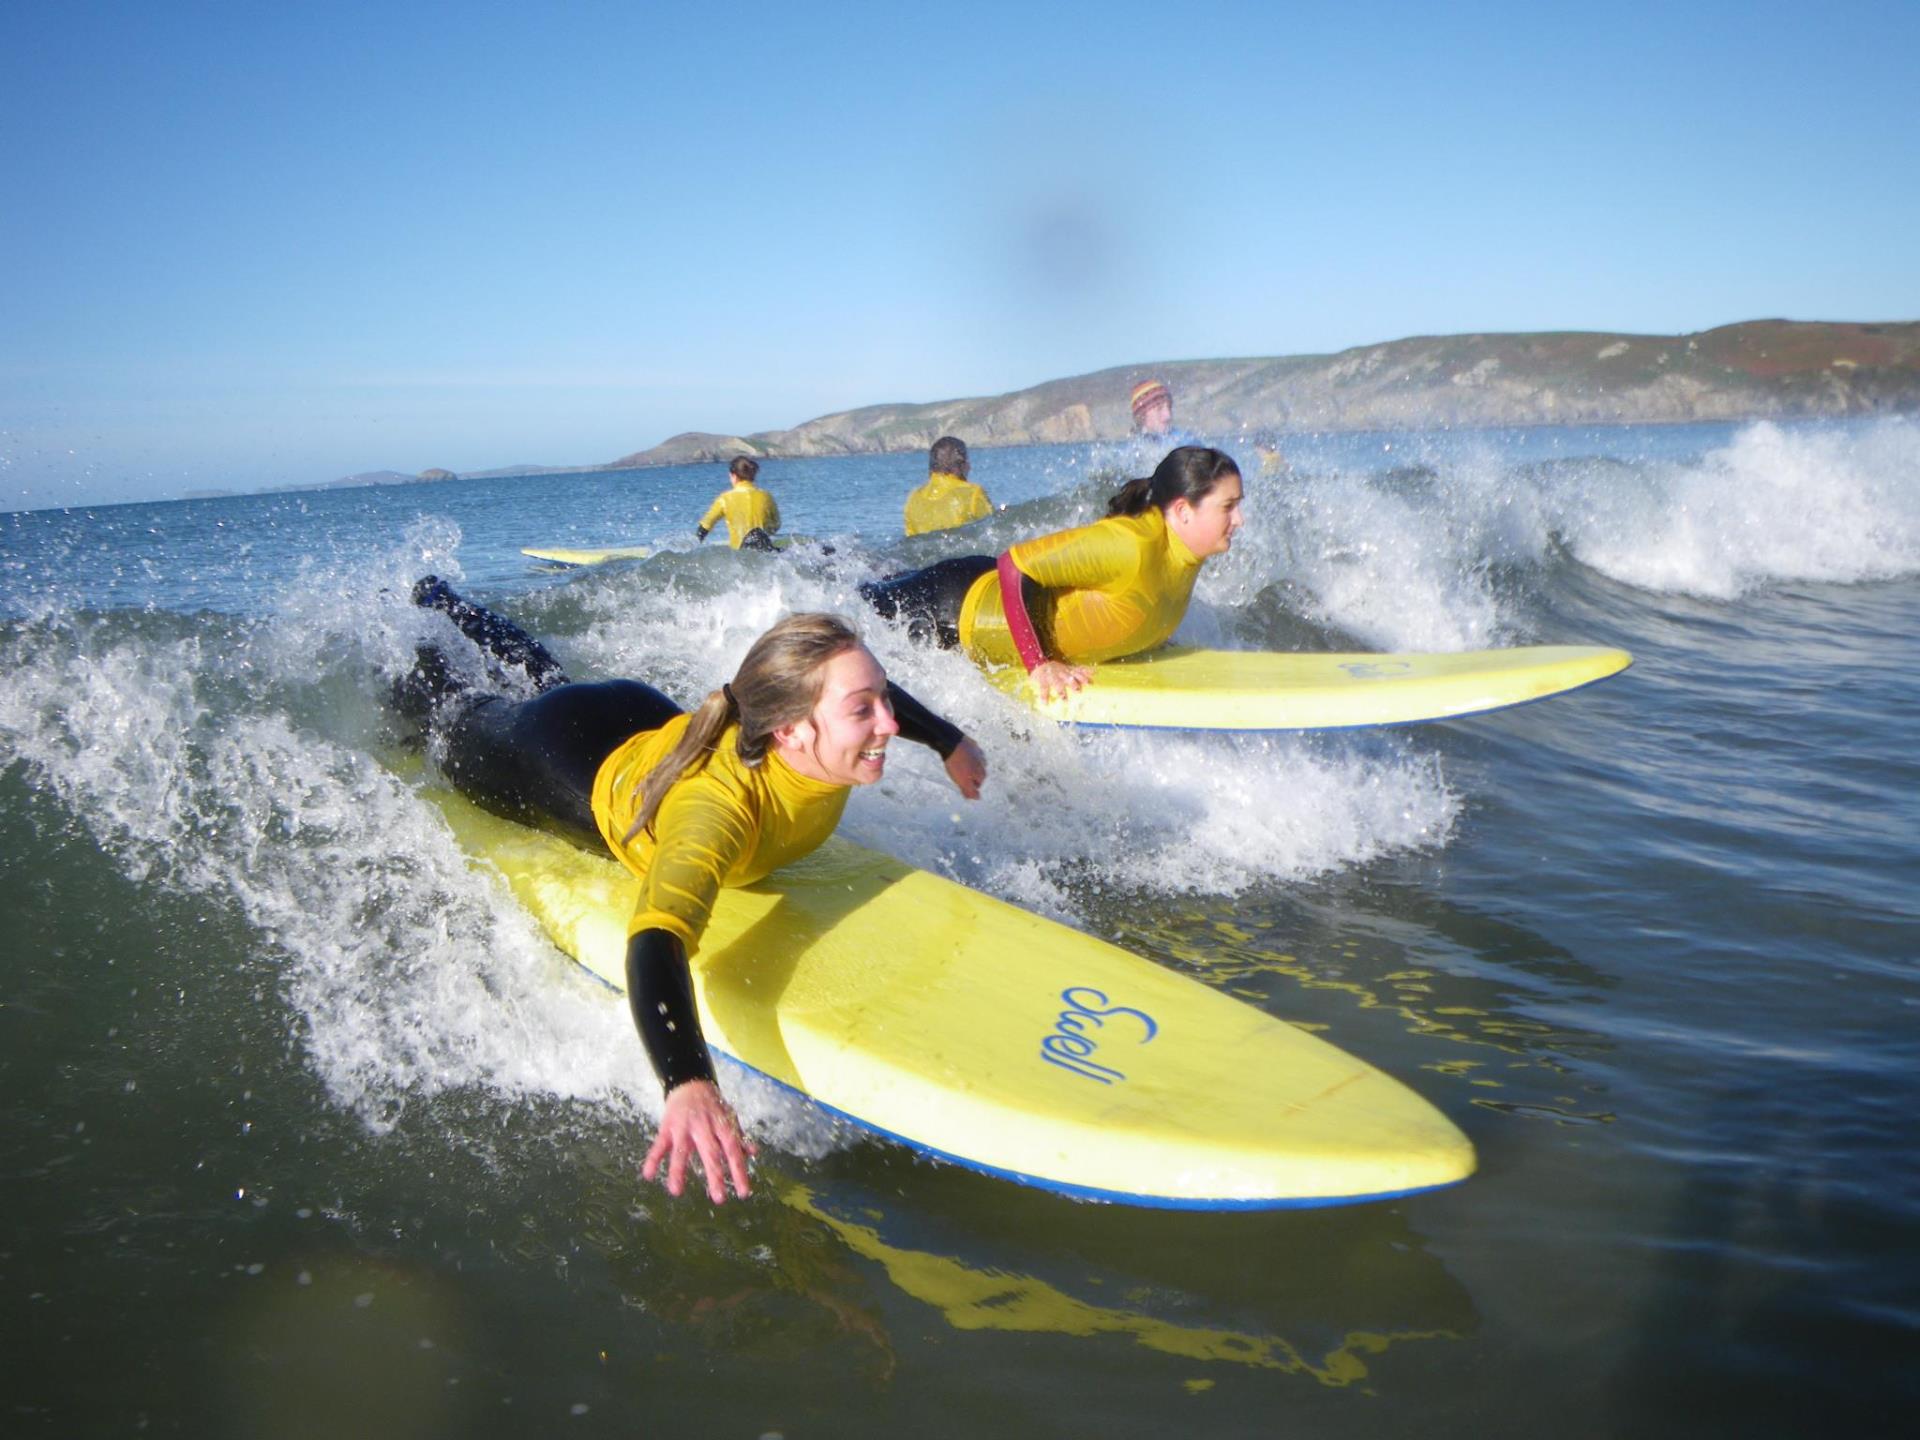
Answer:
1130 378 1173 435
1108 446 1245 559
752 621 897 789
728 456 759 486
628 615 893 835
928 435 969 479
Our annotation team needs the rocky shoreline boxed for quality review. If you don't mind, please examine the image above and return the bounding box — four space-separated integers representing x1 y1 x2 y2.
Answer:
595 319 1918 471
386 318 1917 484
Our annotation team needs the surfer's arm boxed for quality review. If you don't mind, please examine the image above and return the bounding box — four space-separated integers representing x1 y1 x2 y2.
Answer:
695 494 727 542
621 782 749 1054
628 926 756 1203
625 926 752 1208
996 551 1092 699
998 522 1132 696
886 681 986 799
624 784 758 1202
626 928 714 1091
995 551 1049 672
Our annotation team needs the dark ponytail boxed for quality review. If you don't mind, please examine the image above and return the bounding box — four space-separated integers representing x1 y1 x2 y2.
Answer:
1108 445 1243 517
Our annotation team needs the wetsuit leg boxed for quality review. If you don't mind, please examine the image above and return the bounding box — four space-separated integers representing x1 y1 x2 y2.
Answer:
440 680 682 847
391 640 469 733
413 575 571 692
857 555 994 649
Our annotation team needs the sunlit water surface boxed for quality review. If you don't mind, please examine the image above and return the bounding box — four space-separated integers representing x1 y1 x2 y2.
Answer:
3 420 1916 1436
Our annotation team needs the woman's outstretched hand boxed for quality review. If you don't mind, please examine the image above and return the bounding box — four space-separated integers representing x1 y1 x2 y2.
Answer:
643 1078 758 1204
1029 660 1093 703
944 736 987 799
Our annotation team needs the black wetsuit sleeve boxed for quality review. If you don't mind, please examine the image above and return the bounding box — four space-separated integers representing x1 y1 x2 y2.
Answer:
625 928 717 1091
887 681 964 759
694 525 710 541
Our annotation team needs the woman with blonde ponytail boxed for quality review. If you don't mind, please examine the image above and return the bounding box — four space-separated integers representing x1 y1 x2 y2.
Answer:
860 445 1246 701
400 578 987 1205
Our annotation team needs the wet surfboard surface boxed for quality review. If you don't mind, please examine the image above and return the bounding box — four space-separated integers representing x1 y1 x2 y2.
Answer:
984 643 1631 730
433 788 1477 1209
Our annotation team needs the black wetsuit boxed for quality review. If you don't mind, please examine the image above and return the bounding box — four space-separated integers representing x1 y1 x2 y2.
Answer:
857 555 996 649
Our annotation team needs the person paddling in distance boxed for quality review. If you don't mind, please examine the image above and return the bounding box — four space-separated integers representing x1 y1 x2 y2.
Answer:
696 456 783 551
904 435 994 536
859 445 1246 701
398 578 987 1204
1129 377 1174 436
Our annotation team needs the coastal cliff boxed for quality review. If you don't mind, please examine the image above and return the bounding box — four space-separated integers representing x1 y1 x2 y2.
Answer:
606 319 1920 468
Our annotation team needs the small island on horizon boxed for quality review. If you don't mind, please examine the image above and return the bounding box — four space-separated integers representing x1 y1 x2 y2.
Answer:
310 317 1919 494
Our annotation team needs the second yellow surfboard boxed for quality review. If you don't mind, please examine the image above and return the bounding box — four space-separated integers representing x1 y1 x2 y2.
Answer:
984 643 1631 730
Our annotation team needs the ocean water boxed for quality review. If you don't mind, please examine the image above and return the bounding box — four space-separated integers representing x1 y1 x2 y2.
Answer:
2 419 1916 1437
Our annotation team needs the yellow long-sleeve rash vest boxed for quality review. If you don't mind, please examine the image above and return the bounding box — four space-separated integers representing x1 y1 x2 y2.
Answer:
591 714 849 949
697 484 782 548
904 471 993 536
956 505 1203 668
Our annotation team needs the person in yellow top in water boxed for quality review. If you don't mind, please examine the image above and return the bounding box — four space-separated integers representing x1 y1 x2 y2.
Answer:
904 435 994 536
696 456 782 551
397 577 987 1204
1130 377 1174 435
1254 434 1290 474
859 445 1245 700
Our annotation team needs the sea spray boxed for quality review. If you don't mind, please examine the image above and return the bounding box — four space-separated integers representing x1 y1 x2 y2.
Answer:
0 589 847 1163
1552 417 1920 597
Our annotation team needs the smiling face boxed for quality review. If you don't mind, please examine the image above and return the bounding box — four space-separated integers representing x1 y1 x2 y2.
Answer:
1166 469 1244 559
772 645 900 787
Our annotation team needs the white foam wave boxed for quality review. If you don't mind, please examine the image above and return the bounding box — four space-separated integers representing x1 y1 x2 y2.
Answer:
1554 419 1920 599
1205 418 1919 642
1232 438 1548 652
0 596 844 1163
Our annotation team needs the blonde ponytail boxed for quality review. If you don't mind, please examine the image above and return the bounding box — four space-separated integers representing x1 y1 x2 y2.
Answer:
623 613 862 842
624 686 735 842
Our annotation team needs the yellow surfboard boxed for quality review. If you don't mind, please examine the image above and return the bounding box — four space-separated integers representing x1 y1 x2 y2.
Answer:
984 644 1631 731
520 545 653 567
522 536 815 567
433 789 1475 1209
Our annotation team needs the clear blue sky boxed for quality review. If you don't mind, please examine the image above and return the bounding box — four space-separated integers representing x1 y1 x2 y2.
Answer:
4 0 1916 509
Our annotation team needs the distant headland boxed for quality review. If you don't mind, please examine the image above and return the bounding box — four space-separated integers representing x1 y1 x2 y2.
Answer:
344 319 1920 488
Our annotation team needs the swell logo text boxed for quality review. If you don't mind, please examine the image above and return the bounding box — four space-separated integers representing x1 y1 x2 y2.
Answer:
1040 986 1159 1085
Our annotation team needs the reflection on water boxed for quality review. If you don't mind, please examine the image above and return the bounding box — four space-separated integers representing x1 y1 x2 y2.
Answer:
1095 872 1620 1131
781 1183 1462 1387
551 1121 1481 1398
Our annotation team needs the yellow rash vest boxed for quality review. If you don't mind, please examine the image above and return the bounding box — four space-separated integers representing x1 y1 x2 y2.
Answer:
698 483 782 548
592 715 849 948
957 506 1203 669
904 471 993 536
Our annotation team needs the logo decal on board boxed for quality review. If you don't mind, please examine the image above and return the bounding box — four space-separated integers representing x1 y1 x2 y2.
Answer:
1339 660 1413 680
1041 986 1159 1085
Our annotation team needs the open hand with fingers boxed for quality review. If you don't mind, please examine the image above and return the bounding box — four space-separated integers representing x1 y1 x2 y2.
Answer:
1030 660 1093 703
643 1079 758 1204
